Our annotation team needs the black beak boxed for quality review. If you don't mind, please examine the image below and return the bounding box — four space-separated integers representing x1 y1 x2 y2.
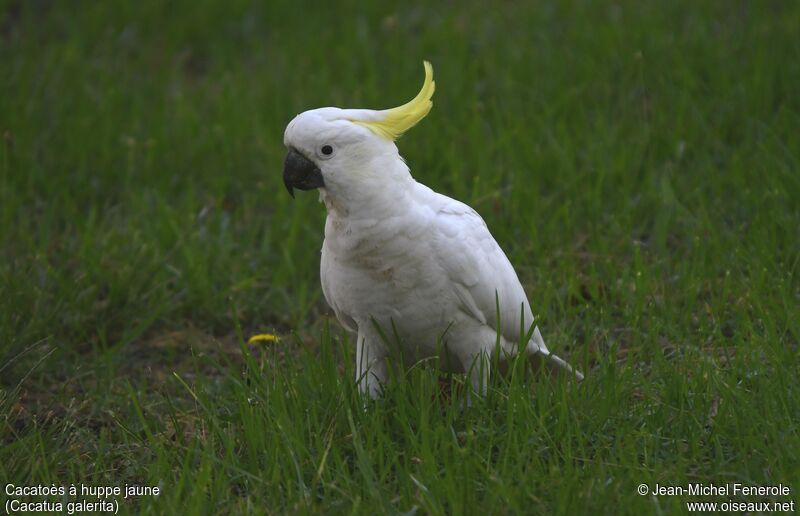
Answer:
283 148 324 198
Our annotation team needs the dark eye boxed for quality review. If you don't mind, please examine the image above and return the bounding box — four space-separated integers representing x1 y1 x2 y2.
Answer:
321 145 333 156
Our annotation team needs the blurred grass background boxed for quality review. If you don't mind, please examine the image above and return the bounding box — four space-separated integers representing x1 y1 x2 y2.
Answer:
1 0 798 513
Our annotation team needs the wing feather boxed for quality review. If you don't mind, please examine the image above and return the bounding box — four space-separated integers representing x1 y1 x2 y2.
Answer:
428 192 538 348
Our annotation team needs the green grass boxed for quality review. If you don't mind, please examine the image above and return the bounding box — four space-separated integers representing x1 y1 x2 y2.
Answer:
1 0 798 513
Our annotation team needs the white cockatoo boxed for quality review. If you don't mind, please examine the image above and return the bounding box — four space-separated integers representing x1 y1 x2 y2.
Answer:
283 62 583 399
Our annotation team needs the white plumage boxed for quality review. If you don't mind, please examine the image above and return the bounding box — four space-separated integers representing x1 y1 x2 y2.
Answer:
282 63 582 398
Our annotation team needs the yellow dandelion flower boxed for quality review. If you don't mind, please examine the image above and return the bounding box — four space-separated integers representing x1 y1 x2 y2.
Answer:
248 333 281 345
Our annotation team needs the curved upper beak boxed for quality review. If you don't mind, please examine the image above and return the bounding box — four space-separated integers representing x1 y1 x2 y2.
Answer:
283 148 324 198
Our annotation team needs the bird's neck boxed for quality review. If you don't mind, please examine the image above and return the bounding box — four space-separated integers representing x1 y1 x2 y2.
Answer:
320 158 415 223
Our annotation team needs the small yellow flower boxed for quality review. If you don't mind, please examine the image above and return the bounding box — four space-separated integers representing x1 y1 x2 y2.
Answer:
248 333 281 344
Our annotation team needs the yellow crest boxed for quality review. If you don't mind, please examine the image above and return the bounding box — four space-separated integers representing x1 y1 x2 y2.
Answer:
352 61 435 141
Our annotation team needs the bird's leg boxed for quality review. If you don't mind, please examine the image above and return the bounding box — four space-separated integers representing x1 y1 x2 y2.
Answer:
462 350 491 408
354 333 388 400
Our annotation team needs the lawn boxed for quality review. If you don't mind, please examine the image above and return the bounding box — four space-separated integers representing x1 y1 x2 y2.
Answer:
1 0 798 514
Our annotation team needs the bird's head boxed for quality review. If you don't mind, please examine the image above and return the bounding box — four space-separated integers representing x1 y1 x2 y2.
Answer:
282 62 435 206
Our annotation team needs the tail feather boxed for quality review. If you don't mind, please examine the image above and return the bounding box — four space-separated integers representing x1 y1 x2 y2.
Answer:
526 326 584 381
543 352 584 381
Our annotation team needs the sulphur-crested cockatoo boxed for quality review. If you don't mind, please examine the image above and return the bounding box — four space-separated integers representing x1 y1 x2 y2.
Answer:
283 62 583 399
